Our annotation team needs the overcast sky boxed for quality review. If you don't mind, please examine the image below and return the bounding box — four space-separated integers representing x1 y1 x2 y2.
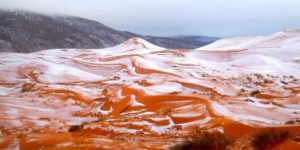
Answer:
0 0 300 37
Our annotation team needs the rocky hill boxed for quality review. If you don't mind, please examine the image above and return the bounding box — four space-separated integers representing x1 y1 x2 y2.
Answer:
0 10 218 52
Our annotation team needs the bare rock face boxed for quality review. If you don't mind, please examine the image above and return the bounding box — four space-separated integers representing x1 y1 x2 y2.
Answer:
0 10 218 53
0 40 12 52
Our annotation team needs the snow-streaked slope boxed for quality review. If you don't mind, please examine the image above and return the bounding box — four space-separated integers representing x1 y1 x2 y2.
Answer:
194 29 300 77
197 29 300 51
0 34 300 149
101 37 165 55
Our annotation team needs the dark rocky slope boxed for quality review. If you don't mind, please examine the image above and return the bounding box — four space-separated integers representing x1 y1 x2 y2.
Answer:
0 10 218 52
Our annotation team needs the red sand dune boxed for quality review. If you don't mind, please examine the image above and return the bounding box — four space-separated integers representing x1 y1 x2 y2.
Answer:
0 31 300 149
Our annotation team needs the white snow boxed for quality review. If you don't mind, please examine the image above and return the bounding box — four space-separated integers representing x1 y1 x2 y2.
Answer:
142 82 183 95
229 55 300 76
131 56 177 75
104 37 165 54
0 87 12 96
39 61 103 83
197 29 300 51
129 95 144 106
211 102 282 124
194 29 300 77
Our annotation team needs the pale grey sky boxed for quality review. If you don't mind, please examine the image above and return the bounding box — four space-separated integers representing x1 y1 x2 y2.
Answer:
0 0 300 37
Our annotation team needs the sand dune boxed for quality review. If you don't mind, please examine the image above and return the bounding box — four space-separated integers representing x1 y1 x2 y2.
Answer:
0 31 300 149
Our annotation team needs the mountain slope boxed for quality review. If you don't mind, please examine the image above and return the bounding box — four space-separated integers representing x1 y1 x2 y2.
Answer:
0 10 218 52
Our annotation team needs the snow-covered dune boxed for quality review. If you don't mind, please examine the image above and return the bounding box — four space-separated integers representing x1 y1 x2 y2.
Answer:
0 32 300 149
197 29 300 51
193 29 300 77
